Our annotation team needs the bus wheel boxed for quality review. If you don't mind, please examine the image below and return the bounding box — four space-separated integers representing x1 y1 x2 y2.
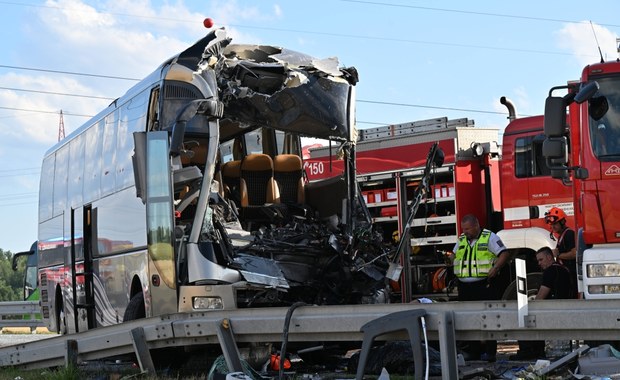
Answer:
501 272 543 300
57 302 67 335
124 292 145 321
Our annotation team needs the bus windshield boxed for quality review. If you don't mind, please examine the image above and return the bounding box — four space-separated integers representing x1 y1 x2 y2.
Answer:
12 242 38 301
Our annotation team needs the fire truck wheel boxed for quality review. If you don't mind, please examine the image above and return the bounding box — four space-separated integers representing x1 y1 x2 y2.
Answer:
501 272 542 300
124 292 145 321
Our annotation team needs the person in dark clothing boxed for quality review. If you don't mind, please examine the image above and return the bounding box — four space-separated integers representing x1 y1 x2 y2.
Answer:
536 246 574 300
545 207 578 298
510 246 575 360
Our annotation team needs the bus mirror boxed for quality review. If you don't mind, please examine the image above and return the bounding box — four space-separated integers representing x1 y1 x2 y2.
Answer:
11 251 31 271
543 96 566 137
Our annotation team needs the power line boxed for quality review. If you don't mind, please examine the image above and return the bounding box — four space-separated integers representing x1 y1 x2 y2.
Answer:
4 0 619 33
0 106 93 118
0 6 604 60
0 200 38 207
0 167 39 173
340 0 620 29
220 22 594 58
0 168 40 178
0 172 39 179
357 99 519 116
0 86 115 100
0 0 204 25
0 64 140 81
0 192 37 200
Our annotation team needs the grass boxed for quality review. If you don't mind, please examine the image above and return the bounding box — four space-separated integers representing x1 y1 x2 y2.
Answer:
0 366 84 380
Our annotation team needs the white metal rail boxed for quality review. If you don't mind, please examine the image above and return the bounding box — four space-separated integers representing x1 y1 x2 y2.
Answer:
0 301 43 329
1 299 620 379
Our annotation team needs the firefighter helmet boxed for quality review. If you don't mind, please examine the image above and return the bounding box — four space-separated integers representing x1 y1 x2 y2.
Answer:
544 207 567 224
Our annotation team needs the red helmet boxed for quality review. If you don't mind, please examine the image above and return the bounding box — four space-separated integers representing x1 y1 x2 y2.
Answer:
544 207 567 224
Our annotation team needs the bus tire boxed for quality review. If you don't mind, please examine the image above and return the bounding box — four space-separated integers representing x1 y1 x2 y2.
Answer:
57 302 67 335
124 292 145 321
55 287 67 335
501 272 543 300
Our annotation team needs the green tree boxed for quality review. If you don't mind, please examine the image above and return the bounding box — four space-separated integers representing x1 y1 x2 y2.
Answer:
0 248 25 301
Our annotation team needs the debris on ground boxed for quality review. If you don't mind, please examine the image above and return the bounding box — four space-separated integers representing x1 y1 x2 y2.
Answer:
575 344 620 378
347 341 442 377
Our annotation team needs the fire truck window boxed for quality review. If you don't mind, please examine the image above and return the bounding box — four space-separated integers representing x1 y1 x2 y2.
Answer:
587 77 620 159
514 137 532 178
533 139 551 176
516 136 549 178
590 109 620 158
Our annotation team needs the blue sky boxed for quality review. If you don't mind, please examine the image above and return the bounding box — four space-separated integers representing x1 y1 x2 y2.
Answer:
0 0 619 253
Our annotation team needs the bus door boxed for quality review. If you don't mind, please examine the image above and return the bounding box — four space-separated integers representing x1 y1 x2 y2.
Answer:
144 131 177 315
69 206 96 332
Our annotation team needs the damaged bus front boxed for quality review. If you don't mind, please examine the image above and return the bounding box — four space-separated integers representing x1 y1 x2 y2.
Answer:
158 28 389 311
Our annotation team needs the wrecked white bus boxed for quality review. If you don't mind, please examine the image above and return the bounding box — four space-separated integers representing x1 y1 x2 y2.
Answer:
37 28 390 334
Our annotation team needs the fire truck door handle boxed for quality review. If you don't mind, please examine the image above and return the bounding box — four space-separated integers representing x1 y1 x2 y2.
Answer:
426 219 441 224
426 239 442 244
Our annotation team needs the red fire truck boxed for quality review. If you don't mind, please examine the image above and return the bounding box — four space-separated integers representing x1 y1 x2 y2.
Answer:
305 102 573 302
543 60 620 299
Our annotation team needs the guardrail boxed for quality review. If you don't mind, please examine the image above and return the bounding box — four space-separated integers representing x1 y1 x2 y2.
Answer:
3 299 620 377
0 301 44 329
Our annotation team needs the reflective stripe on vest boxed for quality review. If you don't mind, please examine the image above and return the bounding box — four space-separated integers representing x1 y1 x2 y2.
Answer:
453 229 495 278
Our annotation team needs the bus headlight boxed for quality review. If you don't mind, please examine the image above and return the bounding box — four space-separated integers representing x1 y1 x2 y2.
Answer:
587 263 620 278
193 296 224 310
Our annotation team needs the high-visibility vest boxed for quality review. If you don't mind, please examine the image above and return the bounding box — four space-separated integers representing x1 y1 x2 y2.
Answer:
453 230 495 278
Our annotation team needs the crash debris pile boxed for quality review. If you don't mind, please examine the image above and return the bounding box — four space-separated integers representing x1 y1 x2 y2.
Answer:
234 214 392 307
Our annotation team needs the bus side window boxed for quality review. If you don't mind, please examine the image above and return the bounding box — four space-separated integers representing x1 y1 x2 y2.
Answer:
39 156 55 222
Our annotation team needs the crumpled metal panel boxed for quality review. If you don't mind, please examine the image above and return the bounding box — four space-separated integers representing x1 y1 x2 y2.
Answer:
174 28 358 141
232 254 289 289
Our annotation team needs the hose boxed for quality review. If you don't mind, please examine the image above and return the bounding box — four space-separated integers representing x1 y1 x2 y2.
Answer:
279 302 306 380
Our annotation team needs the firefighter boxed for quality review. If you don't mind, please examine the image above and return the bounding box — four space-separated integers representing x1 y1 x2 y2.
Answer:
544 207 578 298
452 214 510 362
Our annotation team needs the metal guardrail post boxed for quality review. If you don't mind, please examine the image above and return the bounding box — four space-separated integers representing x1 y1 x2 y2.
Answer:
437 311 458 380
65 339 78 368
216 318 244 373
355 309 426 380
131 327 156 374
